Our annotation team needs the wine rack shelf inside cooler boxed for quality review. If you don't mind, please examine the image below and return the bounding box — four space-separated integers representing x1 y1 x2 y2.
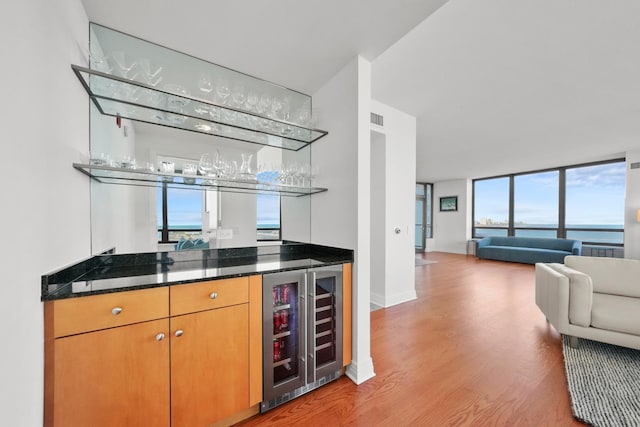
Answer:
313 285 337 367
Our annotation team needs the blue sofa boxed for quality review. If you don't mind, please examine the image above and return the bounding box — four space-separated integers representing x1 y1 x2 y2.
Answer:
476 236 581 264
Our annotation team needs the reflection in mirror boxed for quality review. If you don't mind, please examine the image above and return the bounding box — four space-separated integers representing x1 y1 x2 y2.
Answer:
90 104 311 255
87 23 315 255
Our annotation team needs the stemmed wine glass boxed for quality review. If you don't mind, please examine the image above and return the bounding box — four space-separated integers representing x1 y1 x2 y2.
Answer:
138 58 163 86
245 91 259 112
216 79 230 105
110 51 137 79
199 154 214 185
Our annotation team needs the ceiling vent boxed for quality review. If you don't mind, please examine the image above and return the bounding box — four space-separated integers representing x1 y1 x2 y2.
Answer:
370 112 384 127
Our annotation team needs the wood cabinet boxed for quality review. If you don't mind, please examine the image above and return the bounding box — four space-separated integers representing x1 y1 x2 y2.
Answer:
171 305 249 426
44 276 263 427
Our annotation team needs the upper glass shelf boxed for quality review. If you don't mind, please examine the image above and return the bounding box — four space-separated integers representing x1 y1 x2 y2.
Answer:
73 163 328 197
78 23 328 151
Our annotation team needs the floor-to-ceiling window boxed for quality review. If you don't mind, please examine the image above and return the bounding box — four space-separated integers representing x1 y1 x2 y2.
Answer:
473 159 625 246
565 162 625 245
416 183 433 251
473 176 510 237
513 170 559 238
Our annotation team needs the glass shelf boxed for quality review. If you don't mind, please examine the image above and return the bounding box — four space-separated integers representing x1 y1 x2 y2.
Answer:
73 163 328 197
78 23 328 151
73 65 327 151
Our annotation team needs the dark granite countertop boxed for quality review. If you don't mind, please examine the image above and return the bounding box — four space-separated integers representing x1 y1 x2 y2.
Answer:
42 243 353 301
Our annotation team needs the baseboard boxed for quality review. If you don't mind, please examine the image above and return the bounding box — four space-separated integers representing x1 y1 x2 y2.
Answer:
345 357 376 385
370 290 417 308
370 291 385 307
385 290 417 307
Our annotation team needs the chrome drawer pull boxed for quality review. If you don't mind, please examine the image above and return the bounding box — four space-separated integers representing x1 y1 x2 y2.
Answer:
155 333 165 341
111 307 123 316
209 292 218 299
175 329 184 338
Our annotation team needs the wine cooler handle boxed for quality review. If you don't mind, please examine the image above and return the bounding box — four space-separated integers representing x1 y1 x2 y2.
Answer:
299 273 307 386
308 271 316 384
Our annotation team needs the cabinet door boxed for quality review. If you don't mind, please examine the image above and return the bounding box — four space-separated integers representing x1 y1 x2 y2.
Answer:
52 319 170 427
171 304 250 427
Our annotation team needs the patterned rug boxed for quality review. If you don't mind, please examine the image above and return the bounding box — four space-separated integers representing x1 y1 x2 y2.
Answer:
562 336 640 427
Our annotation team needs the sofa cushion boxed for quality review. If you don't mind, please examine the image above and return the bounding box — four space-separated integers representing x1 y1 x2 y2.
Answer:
591 293 640 336
565 256 640 298
478 236 580 252
547 263 592 327
477 245 571 264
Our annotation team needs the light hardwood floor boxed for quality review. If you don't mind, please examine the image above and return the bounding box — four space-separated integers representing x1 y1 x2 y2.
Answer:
238 252 585 426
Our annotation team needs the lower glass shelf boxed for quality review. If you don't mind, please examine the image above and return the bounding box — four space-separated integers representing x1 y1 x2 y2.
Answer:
73 163 328 197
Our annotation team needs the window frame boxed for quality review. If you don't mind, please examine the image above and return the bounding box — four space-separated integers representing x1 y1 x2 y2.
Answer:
472 158 625 246
256 192 282 242
157 181 203 244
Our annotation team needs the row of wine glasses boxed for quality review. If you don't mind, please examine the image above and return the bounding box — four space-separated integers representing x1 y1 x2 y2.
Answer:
91 51 163 87
197 152 255 183
196 74 311 125
258 162 319 188
90 50 315 130
87 152 319 188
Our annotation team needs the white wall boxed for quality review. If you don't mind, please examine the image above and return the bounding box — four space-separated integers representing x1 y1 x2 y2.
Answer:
312 56 375 385
370 100 417 307
370 131 386 306
432 179 472 254
0 1 89 425
90 109 152 254
625 150 640 259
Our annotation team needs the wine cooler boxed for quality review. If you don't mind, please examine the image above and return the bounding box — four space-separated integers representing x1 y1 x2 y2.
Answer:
261 266 343 411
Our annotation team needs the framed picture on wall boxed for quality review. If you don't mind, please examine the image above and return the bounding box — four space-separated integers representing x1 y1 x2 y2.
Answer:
439 196 458 212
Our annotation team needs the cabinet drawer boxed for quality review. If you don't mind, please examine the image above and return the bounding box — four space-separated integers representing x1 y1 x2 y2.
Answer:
50 287 169 338
170 277 249 316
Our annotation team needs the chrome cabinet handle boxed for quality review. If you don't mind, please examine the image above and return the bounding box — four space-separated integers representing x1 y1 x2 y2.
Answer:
175 329 184 337
155 333 165 341
209 292 218 299
111 307 123 315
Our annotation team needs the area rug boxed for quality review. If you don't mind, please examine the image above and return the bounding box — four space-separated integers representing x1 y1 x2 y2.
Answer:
562 336 640 427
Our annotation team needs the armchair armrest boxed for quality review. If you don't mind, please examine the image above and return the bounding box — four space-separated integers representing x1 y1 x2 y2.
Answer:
547 263 592 327
535 263 570 333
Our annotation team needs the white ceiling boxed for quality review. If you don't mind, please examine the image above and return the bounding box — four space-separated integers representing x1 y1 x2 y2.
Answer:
81 0 640 183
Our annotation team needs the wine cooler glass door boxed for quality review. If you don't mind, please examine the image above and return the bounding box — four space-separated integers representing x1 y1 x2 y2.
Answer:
263 271 307 402
308 266 343 382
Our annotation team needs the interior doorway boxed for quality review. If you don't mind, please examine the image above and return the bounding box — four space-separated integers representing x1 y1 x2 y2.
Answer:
415 183 433 252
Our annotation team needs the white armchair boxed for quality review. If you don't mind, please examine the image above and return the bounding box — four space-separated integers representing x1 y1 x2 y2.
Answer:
535 255 640 350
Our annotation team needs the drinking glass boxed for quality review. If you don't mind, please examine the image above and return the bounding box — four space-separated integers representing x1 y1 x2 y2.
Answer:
182 163 197 184
164 83 190 110
110 51 137 79
160 161 175 182
198 154 213 176
231 85 246 108
198 73 213 94
138 58 163 86
245 91 259 112
258 95 272 116
215 79 231 105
